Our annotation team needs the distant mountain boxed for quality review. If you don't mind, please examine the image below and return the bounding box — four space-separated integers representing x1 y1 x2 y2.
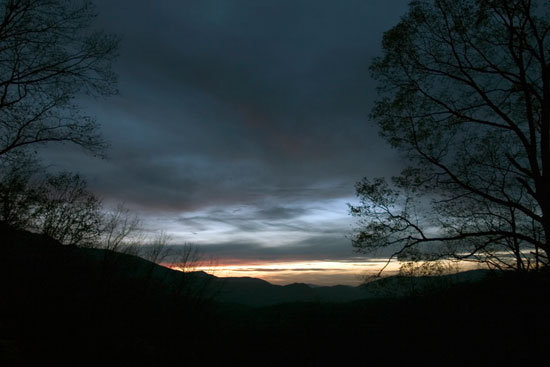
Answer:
3 222 547 366
0 221 493 308
359 268 493 298
212 277 370 306
209 269 492 307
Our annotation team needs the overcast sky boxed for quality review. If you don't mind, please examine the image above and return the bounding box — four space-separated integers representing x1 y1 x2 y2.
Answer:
42 0 410 280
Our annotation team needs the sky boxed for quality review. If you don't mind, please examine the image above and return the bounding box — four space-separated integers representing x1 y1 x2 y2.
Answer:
42 0 411 285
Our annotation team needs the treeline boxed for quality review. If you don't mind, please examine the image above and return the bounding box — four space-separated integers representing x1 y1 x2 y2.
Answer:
0 0 128 249
1 155 121 246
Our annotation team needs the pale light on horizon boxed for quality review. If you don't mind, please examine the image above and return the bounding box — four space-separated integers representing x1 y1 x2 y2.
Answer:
167 259 484 286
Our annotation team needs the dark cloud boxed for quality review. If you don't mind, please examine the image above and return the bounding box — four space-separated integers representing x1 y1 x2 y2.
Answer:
40 1 410 269
253 206 309 221
176 232 358 264
57 0 408 210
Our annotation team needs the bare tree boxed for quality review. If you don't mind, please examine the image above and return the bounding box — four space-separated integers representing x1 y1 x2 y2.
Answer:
0 151 43 227
351 0 550 273
167 241 218 308
0 0 118 158
140 231 173 264
0 156 103 246
37 171 102 245
97 203 141 252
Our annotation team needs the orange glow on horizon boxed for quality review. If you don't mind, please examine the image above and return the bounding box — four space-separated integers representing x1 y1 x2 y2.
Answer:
166 259 484 286
168 260 402 286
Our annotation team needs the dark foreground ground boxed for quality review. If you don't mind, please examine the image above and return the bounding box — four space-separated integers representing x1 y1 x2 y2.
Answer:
1 222 548 366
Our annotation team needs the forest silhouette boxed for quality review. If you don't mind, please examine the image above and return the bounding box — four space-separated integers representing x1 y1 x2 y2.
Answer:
1 222 548 365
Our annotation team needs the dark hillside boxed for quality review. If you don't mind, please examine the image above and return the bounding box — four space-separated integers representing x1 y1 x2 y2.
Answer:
1 222 548 365
216 278 370 306
0 222 217 364
214 273 549 366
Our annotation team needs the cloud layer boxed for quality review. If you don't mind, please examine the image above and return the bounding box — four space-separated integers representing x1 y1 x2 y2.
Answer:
40 0 410 268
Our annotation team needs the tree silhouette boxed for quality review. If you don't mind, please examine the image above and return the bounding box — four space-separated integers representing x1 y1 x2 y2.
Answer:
0 160 103 245
0 0 118 158
351 0 550 272
0 152 43 227
38 172 102 245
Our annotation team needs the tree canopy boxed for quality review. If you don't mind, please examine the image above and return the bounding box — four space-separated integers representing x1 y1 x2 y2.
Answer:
0 0 118 158
351 0 550 272
0 0 123 246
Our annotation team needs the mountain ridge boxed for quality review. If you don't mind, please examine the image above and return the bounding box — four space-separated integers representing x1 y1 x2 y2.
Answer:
1 221 491 307
3 221 546 366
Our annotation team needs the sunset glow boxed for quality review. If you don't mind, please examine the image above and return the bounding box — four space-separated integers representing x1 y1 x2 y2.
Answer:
168 259 485 286
169 260 394 286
